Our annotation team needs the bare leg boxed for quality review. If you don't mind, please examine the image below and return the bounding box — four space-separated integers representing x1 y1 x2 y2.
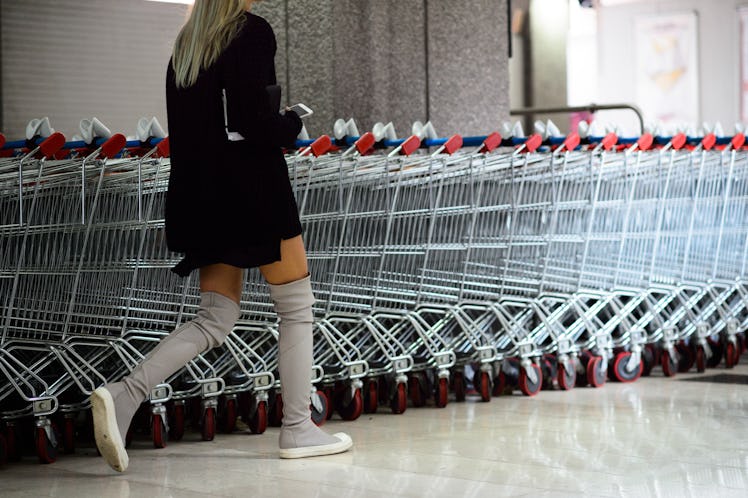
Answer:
261 235 352 458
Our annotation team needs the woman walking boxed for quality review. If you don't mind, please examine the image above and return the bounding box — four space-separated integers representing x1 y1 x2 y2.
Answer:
91 0 352 472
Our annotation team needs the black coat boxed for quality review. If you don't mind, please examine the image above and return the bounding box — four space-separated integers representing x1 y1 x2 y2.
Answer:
165 13 303 255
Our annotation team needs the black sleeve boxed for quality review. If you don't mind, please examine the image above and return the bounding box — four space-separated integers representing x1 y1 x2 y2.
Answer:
222 23 302 148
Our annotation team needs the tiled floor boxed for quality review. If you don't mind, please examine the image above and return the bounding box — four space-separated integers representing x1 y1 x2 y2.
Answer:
2 358 747 497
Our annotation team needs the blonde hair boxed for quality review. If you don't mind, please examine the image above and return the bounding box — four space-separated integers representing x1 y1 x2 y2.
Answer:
172 0 248 88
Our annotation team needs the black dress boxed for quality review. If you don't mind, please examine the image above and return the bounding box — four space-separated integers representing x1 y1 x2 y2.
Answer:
164 13 303 277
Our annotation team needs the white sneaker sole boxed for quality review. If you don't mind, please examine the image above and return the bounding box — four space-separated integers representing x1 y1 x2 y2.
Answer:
279 432 353 459
91 387 129 472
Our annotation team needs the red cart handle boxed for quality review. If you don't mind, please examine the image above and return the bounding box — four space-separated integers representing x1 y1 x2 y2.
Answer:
355 132 375 155
100 134 126 159
39 132 66 158
479 132 502 153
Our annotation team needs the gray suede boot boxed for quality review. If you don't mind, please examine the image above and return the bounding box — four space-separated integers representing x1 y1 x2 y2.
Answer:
269 275 353 458
91 291 240 472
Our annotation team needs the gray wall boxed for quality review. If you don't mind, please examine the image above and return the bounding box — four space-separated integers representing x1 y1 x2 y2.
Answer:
597 0 744 133
1 0 509 140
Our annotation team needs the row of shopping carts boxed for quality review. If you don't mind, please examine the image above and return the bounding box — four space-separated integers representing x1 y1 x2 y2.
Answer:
0 116 746 467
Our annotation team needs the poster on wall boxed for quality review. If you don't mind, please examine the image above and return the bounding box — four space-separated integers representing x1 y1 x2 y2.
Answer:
741 7 748 123
635 12 699 127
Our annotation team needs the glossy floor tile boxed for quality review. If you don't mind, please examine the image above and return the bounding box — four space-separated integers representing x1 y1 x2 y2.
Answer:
1 357 747 497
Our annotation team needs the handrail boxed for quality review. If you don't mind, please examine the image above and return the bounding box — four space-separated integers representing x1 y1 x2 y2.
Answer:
510 103 645 135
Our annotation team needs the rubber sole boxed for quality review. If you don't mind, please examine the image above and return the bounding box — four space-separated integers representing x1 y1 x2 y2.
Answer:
279 432 353 459
91 387 129 472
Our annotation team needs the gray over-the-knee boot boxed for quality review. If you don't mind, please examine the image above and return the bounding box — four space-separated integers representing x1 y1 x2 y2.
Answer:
269 275 353 458
91 291 240 472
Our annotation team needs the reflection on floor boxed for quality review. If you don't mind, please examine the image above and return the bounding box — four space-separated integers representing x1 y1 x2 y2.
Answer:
1 356 747 498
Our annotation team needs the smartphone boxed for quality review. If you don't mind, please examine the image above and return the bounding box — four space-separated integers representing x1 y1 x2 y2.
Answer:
289 103 313 119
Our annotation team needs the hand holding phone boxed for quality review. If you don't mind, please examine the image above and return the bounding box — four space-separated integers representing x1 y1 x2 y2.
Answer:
288 103 313 119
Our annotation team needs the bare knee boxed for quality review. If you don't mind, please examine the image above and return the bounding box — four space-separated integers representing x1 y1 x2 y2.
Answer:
260 236 309 285
199 264 243 303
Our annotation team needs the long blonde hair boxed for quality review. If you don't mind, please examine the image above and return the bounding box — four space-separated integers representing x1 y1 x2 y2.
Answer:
172 0 248 88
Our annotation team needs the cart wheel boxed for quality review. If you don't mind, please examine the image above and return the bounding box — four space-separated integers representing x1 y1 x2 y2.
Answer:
557 361 576 390
452 371 466 402
0 433 7 468
169 402 185 441
518 363 543 397
409 374 426 408
311 390 328 427
363 379 379 413
35 426 57 464
661 350 677 377
695 346 706 373
220 397 237 434
248 400 268 435
152 413 167 449
202 406 216 441
337 388 364 421
62 416 75 454
434 378 449 408
641 345 655 377
676 342 694 372
492 371 507 396
5 425 20 462
587 356 606 388
269 392 283 427
707 338 723 368
322 386 335 420
390 382 407 415
478 371 491 402
541 356 558 390
575 352 591 387
612 352 642 383
725 342 737 369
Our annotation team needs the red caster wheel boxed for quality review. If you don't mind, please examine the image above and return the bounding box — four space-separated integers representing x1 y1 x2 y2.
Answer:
152 413 167 449
0 433 7 467
725 342 737 369
695 346 706 373
62 415 75 454
435 378 449 408
311 390 329 426
408 374 427 408
337 387 364 421
478 371 491 402
611 352 642 383
492 371 507 396
201 406 216 441
35 425 58 464
248 400 268 435
169 402 185 441
587 356 606 388
707 338 723 368
641 345 655 377
219 397 237 434
557 360 576 390
390 382 407 414
322 387 335 421
363 379 379 413
269 392 283 427
575 352 591 387
4 424 20 463
541 356 558 390
518 363 543 397
676 342 694 372
661 349 677 377
452 372 466 402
